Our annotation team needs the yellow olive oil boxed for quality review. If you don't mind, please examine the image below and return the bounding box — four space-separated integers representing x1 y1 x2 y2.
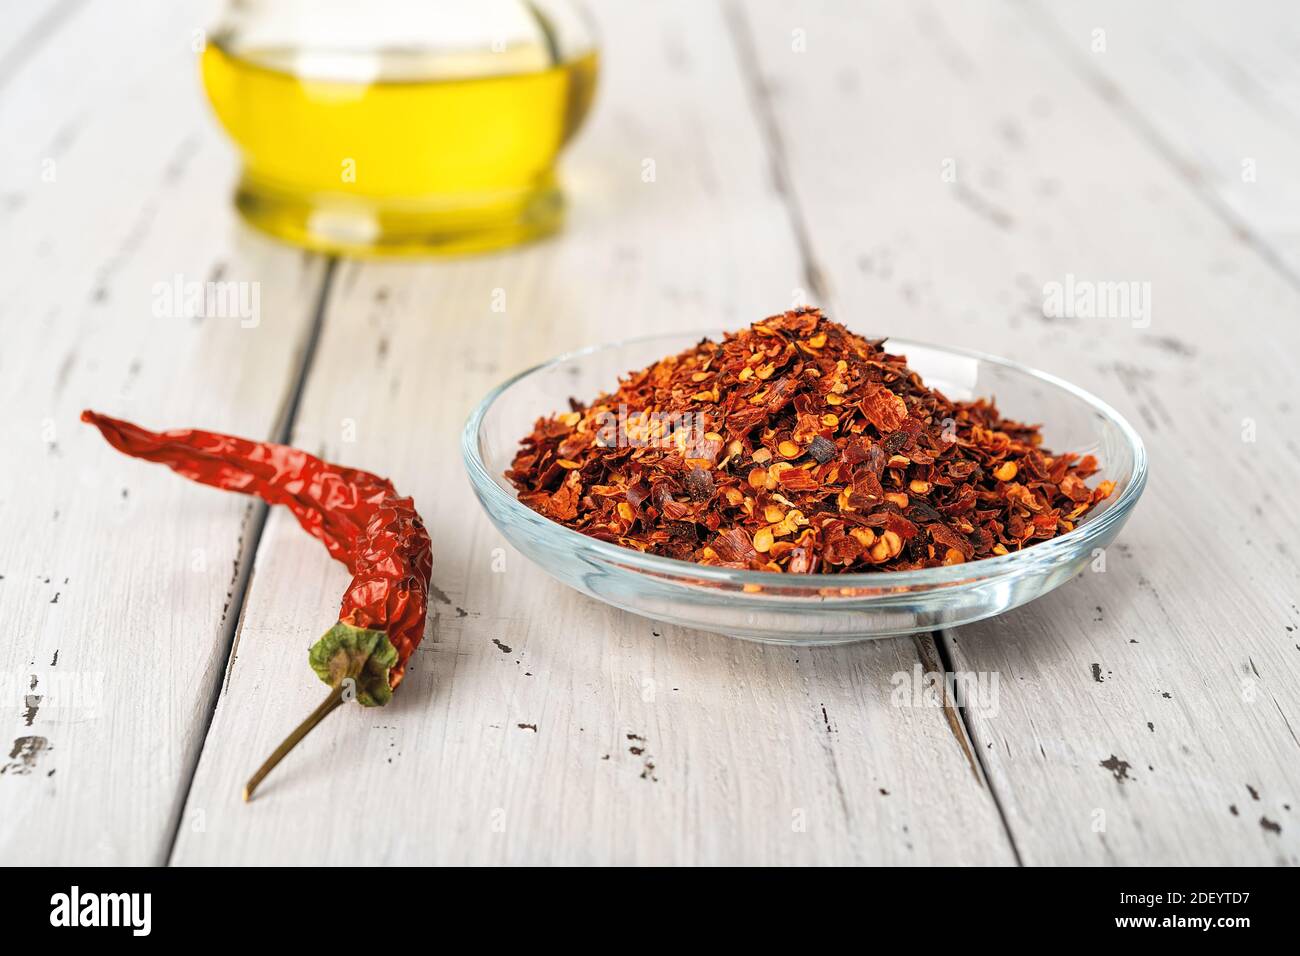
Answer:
201 43 599 255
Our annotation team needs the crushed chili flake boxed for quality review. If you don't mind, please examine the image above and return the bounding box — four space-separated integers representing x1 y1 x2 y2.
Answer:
507 308 1115 574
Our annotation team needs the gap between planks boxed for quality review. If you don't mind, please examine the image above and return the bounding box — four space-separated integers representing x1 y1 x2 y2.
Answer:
727 0 1037 863
722 0 830 303
722 0 1030 864
931 631 1027 866
161 258 339 864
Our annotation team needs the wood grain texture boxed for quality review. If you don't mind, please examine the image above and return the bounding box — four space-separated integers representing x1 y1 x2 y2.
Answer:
1032 0 1300 284
0 0 328 864
12 0 1299 867
737 0 1300 864
170 0 1015 866
0 0 85 94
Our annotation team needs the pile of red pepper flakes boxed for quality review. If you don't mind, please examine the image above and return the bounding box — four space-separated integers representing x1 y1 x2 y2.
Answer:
507 308 1115 573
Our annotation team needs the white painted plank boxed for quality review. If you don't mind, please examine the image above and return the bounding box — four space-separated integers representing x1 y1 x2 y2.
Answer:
0 0 84 92
737 0 1300 863
0 0 327 864
1031 0 1300 280
172 0 1015 865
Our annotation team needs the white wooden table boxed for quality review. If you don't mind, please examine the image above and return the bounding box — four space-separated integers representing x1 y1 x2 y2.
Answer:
3 0 1298 866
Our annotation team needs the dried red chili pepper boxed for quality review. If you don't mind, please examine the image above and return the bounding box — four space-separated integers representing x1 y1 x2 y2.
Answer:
508 309 1114 572
81 410 432 798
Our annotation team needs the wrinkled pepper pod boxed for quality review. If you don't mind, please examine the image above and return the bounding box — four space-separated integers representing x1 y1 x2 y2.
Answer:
82 410 432 799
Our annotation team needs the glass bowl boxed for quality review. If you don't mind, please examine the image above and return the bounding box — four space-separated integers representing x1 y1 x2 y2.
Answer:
462 332 1147 644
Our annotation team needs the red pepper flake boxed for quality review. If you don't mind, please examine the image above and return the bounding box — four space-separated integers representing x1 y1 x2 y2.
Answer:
684 466 715 503
808 435 837 464
507 309 1114 573
861 383 909 434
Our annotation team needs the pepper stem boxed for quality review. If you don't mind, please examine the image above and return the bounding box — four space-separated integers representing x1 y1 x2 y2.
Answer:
242 683 346 801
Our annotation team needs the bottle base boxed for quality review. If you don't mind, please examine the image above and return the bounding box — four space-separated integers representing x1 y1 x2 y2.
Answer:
232 172 565 257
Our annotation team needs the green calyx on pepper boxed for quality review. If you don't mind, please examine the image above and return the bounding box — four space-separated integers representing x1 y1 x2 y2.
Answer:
308 621 399 707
